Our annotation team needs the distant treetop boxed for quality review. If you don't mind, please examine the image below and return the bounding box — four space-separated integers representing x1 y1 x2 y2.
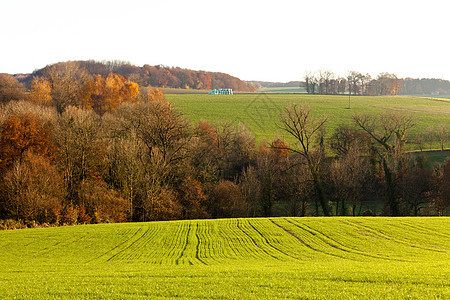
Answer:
17 60 256 92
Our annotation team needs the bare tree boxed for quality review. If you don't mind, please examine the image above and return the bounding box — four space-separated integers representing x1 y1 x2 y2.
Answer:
2 152 65 223
353 111 415 216
415 132 425 152
106 132 146 221
55 107 105 203
43 61 91 113
329 149 373 216
347 71 363 95
279 104 330 216
330 124 370 157
319 69 335 95
0 74 27 103
399 158 436 216
436 124 448 151
374 73 402 95
112 101 193 221
425 126 435 150
304 71 318 94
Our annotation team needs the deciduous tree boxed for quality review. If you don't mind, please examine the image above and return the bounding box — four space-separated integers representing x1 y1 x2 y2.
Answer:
0 113 56 171
30 77 52 105
89 73 139 115
436 123 448 151
353 111 415 216
279 104 330 216
1 152 64 223
0 74 27 103
55 107 106 203
42 61 91 113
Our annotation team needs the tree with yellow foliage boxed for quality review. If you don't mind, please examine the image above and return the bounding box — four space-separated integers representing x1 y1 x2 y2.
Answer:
30 77 52 105
89 73 139 115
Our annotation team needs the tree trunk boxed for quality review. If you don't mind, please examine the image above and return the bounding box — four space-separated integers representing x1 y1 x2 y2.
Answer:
383 159 400 216
312 171 330 216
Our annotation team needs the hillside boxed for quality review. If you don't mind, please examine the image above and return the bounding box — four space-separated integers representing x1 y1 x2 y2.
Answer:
0 217 448 298
15 60 257 92
167 93 450 151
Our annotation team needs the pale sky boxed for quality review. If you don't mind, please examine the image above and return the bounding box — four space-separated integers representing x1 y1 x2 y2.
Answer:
1 0 449 82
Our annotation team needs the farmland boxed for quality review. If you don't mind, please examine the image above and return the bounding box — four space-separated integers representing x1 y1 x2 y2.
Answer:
257 86 307 93
167 94 450 151
0 217 448 299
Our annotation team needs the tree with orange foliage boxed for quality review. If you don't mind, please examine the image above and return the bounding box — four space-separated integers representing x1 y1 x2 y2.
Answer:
138 86 166 103
270 138 290 158
89 73 139 115
0 113 56 171
178 177 209 219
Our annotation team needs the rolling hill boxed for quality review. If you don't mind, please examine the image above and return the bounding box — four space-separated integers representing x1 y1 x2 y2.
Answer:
0 217 448 298
167 93 450 152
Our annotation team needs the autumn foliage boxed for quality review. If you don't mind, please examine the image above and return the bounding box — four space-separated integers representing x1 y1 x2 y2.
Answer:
86 73 139 115
0 62 448 228
0 113 56 171
26 60 256 92
30 77 52 105
2 152 64 223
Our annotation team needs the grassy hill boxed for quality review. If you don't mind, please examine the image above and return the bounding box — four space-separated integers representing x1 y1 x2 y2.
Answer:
167 94 450 152
0 217 448 298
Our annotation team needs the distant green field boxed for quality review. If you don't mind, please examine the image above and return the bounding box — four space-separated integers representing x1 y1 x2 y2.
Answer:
411 150 450 165
258 86 306 93
0 217 448 299
159 87 210 94
167 94 450 151
406 95 450 99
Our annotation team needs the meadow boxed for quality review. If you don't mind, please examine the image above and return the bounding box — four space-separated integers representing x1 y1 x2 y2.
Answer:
257 87 307 93
0 217 448 299
167 94 450 151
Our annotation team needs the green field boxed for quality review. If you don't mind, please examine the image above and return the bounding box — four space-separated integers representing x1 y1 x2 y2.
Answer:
257 87 307 93
0 217 448 299
159 87 211 94
167 94 450 151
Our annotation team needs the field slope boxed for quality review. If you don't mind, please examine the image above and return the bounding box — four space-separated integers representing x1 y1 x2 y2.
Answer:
167 94 450 151
0 217 449 299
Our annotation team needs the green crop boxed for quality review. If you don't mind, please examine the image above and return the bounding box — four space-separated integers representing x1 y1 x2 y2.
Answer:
0 217 448 299
167 94 450 151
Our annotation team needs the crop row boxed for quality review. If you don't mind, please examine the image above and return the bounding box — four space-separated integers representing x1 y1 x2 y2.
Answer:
85 217 450 265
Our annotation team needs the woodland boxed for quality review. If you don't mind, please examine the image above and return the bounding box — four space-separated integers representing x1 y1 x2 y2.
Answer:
303 70 450 96
0 61 449 229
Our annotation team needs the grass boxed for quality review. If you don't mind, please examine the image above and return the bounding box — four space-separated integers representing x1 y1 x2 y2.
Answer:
167 94 450 152
257 86 307 93
158 87 211 94
0 217 448 299
411 150 450 165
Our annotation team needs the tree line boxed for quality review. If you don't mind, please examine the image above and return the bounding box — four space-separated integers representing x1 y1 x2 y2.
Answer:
399 78 450 95
0 64 449 228
19 60 257 92
304 70 402 96
304 70 450 96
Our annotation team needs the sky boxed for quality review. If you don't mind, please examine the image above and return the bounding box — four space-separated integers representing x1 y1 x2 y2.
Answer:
1 0 449 82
